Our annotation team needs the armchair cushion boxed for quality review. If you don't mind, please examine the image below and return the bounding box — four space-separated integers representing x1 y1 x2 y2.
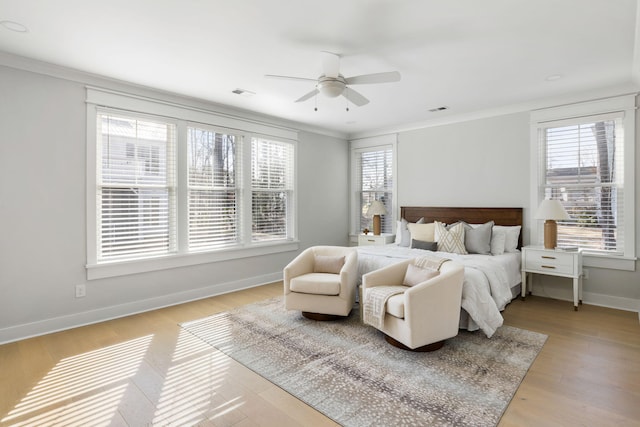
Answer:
402 264 439 287
290 273 341 295
313 255 345 274
386 293 407 319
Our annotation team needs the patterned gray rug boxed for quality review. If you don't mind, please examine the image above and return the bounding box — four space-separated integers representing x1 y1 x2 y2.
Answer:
181 297 546 427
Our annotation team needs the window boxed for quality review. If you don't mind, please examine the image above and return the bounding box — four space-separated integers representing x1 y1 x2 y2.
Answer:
87 88 298 279
98 113 176 261
251 137 295 242
541 117 623 252
188 127 239 251
531 95 635 267
350 135 397 235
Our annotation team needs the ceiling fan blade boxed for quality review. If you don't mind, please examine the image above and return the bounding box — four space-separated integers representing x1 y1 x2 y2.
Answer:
295 88 319 103
321 51 340 78
343 88 369 106
265 74 317 83
345 71 401 85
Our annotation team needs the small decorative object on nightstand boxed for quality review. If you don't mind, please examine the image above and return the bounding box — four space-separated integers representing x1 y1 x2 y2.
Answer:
358 233 395 246
521 246 583 310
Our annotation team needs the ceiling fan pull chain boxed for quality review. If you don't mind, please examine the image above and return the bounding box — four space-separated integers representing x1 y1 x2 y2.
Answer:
346 88 350 112
314 92 318 111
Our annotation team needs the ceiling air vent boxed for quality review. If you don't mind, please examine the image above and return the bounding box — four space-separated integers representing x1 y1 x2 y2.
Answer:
428 106 449 113
232 88 255 97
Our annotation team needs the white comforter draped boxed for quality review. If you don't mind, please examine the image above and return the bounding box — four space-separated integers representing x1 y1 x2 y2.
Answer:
357 245 521 338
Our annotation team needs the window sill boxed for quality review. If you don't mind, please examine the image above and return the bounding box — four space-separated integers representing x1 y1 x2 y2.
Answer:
582 252 637 272
86 241 300 280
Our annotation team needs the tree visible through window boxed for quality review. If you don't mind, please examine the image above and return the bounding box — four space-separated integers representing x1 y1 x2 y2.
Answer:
251 138 294 242
187 127 238 250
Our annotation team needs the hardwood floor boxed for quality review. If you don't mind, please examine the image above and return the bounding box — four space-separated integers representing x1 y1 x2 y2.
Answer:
1 283 638 426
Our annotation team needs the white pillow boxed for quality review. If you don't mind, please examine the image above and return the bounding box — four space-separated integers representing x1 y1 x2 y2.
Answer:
494 225 521 252
396 217 425 247
490 230 506 255
394 221 402 244
434 221 467 254
402 264 439 287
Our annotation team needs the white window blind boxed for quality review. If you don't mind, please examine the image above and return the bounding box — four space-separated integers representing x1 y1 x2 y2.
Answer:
251 137 294 242
187 126 239 251
97 112 176 261
540 115 624 254
355 147 393 233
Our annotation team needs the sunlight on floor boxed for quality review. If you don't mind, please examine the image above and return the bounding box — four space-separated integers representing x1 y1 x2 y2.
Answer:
2 314 249 426
2 335 153 426
152 321 242 425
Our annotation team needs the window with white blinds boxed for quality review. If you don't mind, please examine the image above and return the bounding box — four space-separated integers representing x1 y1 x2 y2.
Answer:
187 127 239 251
88 91 298 277
251 137 295 242
355 147 393 233
540 116 624 254
97 113 176 261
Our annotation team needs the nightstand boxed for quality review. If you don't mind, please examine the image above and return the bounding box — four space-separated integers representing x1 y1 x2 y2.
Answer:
358 233 395 246
521 246 583 310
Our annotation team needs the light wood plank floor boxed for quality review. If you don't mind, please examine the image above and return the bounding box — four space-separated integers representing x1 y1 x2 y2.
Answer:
1 283 638 426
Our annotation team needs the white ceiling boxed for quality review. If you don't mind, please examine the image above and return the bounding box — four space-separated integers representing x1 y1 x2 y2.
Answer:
1 0 639 137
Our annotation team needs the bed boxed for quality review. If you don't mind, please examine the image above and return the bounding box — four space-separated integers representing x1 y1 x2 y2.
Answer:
357 206 523 338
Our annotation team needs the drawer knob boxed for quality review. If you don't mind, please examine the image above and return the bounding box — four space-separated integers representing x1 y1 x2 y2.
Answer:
541 265 556 269
541 255 556 259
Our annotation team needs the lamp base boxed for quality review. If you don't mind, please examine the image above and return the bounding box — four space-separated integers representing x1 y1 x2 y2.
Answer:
544 219 557 249
373 215 381 235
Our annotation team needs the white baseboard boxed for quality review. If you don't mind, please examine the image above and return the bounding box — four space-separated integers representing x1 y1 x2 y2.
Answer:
0 272 282 345
531 287 639 313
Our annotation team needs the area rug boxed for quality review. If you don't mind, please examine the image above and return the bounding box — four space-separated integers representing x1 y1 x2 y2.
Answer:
181 297 546 427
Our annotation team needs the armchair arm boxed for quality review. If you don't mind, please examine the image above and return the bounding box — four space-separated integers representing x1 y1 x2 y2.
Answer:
339 250 359 298
362 259 413 290
283 248 315 293
404 263 464 327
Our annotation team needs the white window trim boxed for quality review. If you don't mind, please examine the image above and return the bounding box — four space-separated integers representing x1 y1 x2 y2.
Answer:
349 134 398 237
529 94 636 271
86 87 298 280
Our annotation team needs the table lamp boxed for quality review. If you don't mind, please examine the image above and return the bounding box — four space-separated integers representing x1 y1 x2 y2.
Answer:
366 201 388 236
535 199 570 249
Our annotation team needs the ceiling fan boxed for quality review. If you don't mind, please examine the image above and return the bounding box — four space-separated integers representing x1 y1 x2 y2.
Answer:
266 51 401 107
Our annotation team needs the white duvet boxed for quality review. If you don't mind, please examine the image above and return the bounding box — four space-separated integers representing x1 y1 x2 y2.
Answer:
357 245 521 338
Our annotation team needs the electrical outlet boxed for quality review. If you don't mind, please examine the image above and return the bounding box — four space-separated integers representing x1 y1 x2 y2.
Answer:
75 284 86 298
583 268 589 280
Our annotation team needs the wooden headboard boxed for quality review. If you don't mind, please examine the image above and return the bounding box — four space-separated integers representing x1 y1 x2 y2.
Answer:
400 206 523 249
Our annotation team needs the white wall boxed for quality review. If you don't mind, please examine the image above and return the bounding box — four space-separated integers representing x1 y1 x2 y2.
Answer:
395 111 639 311
0 64 349 343
397 112 531 227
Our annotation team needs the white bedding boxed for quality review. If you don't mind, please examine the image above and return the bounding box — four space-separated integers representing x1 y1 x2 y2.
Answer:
356 245 521 338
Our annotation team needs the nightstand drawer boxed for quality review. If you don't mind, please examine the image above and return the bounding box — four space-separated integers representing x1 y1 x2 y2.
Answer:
358 234 395 246
524 250 575 275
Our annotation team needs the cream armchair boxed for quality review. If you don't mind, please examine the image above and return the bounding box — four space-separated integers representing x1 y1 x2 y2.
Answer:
361 259 464 351
284 246 358 320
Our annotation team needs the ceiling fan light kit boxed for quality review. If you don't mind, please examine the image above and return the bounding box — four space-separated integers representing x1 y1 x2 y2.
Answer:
317 76 346 98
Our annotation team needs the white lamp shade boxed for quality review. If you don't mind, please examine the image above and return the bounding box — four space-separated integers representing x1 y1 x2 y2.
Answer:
366 200 388 216
535 199 570 220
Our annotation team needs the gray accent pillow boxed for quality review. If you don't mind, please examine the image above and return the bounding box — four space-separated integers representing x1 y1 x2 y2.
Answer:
399 217 425 247
461 221 494 254
411 239 438 251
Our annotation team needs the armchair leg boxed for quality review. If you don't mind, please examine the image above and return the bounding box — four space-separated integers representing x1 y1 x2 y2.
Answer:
302 311 348 321
384 335 445 352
